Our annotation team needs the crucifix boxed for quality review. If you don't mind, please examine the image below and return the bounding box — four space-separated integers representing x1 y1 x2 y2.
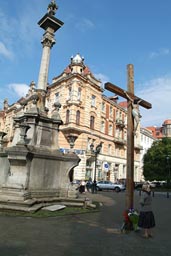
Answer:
105 64 152 209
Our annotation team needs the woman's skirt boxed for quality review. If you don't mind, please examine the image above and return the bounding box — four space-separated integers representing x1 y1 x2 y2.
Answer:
138 211 155 229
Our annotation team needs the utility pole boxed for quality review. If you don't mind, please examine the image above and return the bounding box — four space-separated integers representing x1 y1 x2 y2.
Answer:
105 64 152 209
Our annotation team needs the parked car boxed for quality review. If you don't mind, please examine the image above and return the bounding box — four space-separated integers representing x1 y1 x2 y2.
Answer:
96 181 125 192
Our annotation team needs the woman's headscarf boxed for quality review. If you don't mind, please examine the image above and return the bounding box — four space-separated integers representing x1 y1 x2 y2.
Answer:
142 183 151 192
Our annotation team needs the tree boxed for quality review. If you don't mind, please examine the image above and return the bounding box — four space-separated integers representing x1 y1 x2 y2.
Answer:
143 138 171 181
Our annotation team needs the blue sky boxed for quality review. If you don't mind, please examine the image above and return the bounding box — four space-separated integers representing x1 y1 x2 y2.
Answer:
0 0 171 127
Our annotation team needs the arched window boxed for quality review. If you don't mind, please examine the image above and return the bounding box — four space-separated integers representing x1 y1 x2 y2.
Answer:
90 116 95 129
76 110 80 125
66 110 70 124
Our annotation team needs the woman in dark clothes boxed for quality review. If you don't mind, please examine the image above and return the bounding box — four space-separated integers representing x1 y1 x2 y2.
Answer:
138 183 155 238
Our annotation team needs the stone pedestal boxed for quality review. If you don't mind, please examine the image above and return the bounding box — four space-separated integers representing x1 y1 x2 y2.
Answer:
0 102 80 210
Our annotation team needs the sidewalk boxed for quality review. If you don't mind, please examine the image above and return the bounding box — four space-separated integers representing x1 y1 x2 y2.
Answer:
0 191 170 256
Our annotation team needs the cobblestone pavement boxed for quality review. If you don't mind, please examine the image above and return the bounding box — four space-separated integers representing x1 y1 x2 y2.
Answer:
0 191 170 256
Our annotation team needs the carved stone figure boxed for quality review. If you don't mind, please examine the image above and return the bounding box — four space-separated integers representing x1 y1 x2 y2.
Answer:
124 91 142 135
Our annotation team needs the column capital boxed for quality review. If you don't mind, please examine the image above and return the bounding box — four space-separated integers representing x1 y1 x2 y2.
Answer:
41 31 56 48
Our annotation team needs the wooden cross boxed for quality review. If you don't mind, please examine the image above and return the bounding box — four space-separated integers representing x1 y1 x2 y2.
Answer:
105 64 152 209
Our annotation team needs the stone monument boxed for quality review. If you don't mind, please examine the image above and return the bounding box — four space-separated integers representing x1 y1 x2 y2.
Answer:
0 1 80 211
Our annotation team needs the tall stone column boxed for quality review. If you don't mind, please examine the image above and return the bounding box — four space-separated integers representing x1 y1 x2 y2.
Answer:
37 28 55 90
37 1 64 91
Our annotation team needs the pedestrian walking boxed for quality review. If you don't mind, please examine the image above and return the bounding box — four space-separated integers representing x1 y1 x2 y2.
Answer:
79 180 86 193
138 183 155 238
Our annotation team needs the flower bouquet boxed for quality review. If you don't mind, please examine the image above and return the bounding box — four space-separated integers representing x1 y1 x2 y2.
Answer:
121 208 139 232
128 208 139 231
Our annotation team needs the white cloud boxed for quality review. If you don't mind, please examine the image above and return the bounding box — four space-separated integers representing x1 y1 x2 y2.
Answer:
75 18 95 32
138 75 171 127
94 73 109 85
0 42 13 59
8 83 29 98
149 48 170 59
0 5 40 59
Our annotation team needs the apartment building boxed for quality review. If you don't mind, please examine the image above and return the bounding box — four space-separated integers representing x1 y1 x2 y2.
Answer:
146 119 171 139
0 54 143 182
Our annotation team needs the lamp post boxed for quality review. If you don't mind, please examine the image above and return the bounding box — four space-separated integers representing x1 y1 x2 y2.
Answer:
166 155 170 198
90 142 102 193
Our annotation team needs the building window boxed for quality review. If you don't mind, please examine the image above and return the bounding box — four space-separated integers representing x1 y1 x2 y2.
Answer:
116 148 120 157
119 111 122 120
119 129 122 138
110 106 113 116
68 87 72 100
115 128 119 137
109 124 113 136
101 102 105 112
91 95 96 107
87 138 91 150
76 110 80 125
66 110 70 124
116 110 119 119
101 121 105 133
141 134 143 142
124 115 127 125
90 116 95 129
55 92 59 102
77 87 81 100
108 144 112 155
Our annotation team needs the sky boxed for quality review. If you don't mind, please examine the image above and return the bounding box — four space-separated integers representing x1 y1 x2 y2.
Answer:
0 0 171 127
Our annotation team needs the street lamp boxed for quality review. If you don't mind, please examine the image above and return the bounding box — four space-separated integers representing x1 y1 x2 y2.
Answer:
90 142 102 193
166 155 171 198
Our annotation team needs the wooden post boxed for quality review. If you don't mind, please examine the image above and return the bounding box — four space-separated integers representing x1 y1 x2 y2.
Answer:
126 64 135 209
105 64 152 209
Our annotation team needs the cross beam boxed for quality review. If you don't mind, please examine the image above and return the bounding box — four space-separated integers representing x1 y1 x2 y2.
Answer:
105 64 152 209
105 82 152 109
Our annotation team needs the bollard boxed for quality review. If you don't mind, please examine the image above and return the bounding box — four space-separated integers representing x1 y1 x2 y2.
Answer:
167 191 169 198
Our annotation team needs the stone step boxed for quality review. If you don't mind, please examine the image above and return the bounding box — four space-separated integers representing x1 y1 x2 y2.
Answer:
59 202 84 207
0 202 43 213
0 198 36 208
0 197 86 212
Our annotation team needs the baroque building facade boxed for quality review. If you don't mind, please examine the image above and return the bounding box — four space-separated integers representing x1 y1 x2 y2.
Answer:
147 119 171 139
0 54 144 182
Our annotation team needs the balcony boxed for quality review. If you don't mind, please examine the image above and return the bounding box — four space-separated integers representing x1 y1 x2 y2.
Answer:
134 143 143 150
113 137 126 145
115 119 125 128
65 98 82 107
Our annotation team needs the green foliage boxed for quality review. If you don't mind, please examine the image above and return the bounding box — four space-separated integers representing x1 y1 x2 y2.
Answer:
143 138 171 181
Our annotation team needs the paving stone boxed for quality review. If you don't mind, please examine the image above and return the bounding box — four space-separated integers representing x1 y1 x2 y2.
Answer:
42 204 66 211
